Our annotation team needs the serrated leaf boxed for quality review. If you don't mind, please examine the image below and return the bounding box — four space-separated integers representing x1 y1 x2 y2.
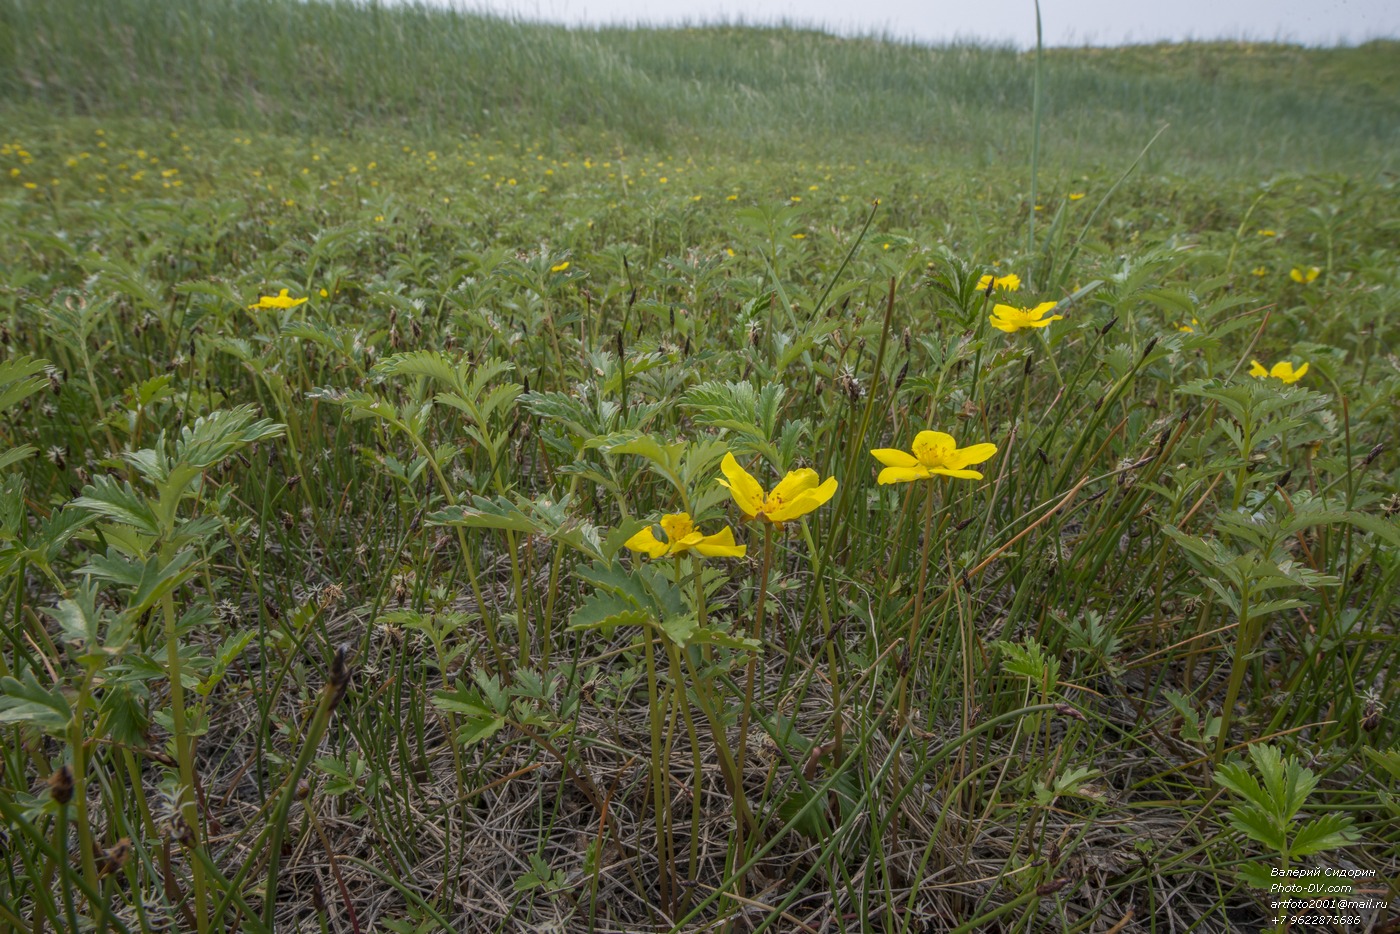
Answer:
1227 803 1285 851
1288 814 1357 857
659 614 699 646
374 350 462 388
568 592 649 633
428 495 537 534
74 476 160 535
0 672 72 732
687 627 762 651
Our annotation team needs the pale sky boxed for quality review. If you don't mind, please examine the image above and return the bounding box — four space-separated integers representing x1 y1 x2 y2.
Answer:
422 0 1399 47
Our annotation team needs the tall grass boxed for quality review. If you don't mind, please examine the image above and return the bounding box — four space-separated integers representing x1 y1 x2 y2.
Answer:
2 0 1397 171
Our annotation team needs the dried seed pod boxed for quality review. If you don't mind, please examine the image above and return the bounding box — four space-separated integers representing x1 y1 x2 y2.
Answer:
98 838 132 877
1054 703 1087 722
328 644 352 711
1361 699 1382 733
48 765 74 805
169 812 195 847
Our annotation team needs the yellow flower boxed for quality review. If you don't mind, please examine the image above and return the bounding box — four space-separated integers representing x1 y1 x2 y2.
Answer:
1069 192 1086 201
1289 266 1321 284
1249 360 1308 383
718 453 837 525
624 513 746 559
976 273 1021 292
871 431 997 484
1178 317 1199 333
551 261 570 272
318 288 329 298
1252 266 1268 277
248 288 308 310
1258 229 1277 237
989 300 1062 333
791 233 806 240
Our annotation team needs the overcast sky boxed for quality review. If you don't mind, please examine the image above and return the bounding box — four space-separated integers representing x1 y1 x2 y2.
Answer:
425 0 1399 47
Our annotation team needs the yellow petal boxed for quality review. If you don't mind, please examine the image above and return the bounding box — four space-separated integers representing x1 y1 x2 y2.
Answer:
767 476 837 522
624 526 669 559
770 468 819 504
989 315 1021 333
870 448 918 468
928 467 985 480
976 274 994 290
671 531 706 554
1249 360 1269 377
1024 314 1062 328
912 431 957 469
877 465 929 485
1292 362 1309 380
692 527 747 558
1027 301 1059 320
995 274 1021 290
719 453 765 519
946 442 998 470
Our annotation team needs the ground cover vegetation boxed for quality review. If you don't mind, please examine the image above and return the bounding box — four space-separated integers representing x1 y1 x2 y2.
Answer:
1 0 1398 930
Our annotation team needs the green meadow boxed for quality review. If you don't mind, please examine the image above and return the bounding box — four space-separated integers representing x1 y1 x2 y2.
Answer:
1 0 1398 931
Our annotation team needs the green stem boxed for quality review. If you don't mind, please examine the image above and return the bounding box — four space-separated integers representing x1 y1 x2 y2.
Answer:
55 805 81 934
644 630 672 915
263 648 350 930
1215 587 1251 766
160 584 208 933
420 439 503 673
897 484 939 726
666 640 705 913
735 525 774 782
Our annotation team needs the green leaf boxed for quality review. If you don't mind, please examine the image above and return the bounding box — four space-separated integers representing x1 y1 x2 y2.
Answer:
0 672 72 732
428 495 537 534
74 476 160 536
658 614 699 647
1361 746 1400 781
686 627 762 651
568 592 649 633
432 685 507 747
1288 814 1357 858
374 350 463 389
1214 759 1267 809
0 444 36 472
1227 803 1285 851
994 638 1059 689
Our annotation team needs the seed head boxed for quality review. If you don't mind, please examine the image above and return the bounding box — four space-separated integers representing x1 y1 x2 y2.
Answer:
48 765 74 804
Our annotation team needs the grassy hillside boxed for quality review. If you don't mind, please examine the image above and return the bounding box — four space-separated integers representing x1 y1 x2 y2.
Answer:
2 0 1398 172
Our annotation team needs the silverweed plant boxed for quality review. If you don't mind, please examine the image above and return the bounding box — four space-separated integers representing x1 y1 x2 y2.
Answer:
0 4 1398 931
